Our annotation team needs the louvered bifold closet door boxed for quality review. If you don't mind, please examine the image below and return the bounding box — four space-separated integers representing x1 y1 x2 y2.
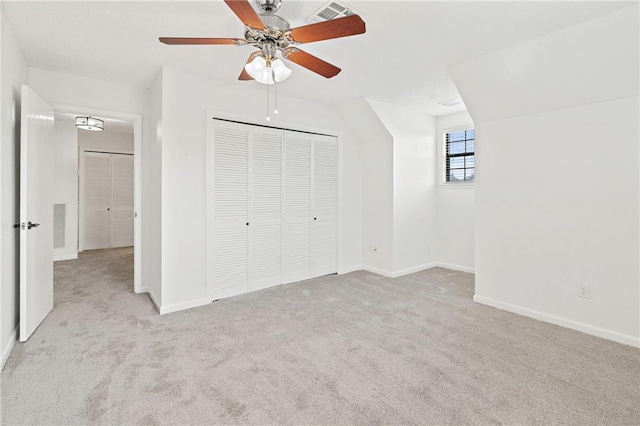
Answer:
110 154 134 248
84 152 111 250
210 120 250 299
249 126 283 291
311 135 338 276
282 130 312 284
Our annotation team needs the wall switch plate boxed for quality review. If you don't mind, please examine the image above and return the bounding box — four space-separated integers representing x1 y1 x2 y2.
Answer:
577 283 591 299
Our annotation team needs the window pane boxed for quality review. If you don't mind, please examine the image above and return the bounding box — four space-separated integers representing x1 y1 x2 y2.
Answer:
466 139 475 153
448 130 467 142
448 141 465 154
465 169 475 181
450 169 465 182
467 129 475 139
465 155 475 168
449 157 464 169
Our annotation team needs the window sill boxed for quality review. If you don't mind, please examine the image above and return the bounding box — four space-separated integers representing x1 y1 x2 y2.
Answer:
440 182 475 189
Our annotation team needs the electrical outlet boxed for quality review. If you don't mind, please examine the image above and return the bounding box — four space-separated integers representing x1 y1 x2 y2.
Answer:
577 283 591 299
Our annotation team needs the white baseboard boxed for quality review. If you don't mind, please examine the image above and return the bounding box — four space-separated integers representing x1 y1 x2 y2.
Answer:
338 265 362 274
146 287 161 314
53 253 78 262
159 297 209 315
390 262 437 278
361 263 438 278
473 295 640 348
361 266 394 277
434 262 475 273
1 324 19 371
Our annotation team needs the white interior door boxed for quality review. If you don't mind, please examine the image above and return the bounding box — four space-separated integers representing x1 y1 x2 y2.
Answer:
19 85 55 342
249 126 282 291
282 130 312 284
110 154 134 248
210 120 250 299
84 152 111 250
311 135 338 276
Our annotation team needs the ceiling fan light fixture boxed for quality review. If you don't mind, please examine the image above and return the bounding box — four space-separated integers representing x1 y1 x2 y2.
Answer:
75 116 104 131
245 56 291 84
271 59 292 82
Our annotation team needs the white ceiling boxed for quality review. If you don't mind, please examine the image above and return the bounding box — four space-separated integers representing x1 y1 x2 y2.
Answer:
2 0 633 116
55 111 134 134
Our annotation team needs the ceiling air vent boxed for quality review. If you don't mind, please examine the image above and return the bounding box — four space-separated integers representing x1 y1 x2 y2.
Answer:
306 1 363 24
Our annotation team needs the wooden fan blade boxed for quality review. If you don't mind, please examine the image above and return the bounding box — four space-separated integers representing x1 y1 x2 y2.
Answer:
224 0 265 30
239 52 260 81
159 37 246 45
289 15 365 44
285 49 341 78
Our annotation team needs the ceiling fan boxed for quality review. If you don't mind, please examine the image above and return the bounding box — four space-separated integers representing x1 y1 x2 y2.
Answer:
159 0 366 83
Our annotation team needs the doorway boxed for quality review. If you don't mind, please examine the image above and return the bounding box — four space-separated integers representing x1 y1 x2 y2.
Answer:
52 106 142 293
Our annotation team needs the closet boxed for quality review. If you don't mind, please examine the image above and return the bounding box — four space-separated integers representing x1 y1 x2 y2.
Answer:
207 119 338 300
82 152 134 250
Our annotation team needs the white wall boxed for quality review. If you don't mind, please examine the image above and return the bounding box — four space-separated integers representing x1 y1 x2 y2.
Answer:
450 6 639 346
157 67 362 313
436 111 475 272
1 11 28 369
78 128 133 152
52 120 78 261
28 68 148 116
338 98 393 274
367 99 438 275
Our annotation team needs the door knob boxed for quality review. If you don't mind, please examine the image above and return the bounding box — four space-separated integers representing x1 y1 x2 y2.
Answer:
27 221 40 230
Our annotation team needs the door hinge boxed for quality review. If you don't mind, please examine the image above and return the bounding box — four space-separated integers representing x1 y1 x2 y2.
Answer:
14 223 25 230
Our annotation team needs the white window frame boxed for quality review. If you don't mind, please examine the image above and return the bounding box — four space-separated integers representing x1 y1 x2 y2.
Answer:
441 124 475 187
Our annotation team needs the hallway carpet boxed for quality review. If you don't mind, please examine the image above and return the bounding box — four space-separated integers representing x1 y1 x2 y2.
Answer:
1 248 639 425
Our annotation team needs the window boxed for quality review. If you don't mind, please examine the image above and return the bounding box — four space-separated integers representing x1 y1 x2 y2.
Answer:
445 128 475 183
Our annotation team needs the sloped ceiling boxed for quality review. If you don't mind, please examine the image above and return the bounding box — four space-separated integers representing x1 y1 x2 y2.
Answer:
1 1 634 116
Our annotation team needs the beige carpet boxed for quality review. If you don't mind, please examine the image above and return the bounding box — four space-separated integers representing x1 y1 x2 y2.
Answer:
1 247 638 425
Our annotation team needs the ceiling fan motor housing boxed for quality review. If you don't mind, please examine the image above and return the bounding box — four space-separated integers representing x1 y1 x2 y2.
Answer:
256 0 281 14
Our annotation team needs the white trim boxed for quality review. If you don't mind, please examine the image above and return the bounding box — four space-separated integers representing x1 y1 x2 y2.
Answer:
159 298 209 315
338 265 362 274
1 325 18 371
439 182 475 189
362 263 437 278
473 295 640 348
440 123 475 186
390 262 438 278
53 104 143 294
434 262 475 273
53 253 78 262
146 287 161 314
361 266 394 277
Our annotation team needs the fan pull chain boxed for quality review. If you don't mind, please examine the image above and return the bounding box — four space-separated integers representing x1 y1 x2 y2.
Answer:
274 69 279 115
266 64 271 122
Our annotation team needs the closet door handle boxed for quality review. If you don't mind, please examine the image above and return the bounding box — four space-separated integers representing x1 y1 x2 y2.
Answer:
107 208 110 211
246 222 249 226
